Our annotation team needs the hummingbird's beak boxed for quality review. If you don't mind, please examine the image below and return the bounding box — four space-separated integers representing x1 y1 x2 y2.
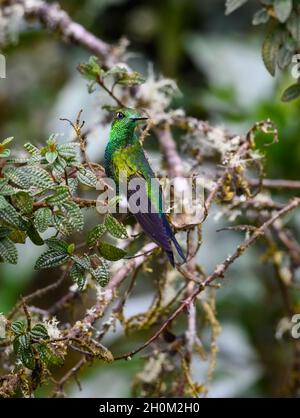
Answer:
131 117 148 121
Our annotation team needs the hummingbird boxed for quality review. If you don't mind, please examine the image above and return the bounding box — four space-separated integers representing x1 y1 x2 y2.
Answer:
104 108 186 267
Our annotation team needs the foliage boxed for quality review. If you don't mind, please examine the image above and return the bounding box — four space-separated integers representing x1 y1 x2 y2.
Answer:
0 0 300 400
78 55 145 95
0 134 128 275
226 0 300 100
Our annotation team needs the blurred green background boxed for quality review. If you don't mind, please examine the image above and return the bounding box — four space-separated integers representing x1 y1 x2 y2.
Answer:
1 0 300 397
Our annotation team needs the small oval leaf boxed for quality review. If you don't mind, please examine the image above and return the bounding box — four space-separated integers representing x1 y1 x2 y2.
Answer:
262 28 281 76
104 215 128 239
34 207 53 233
281 83 300 101
34 250 69 270
97 242 127 261
30 323 49 340
274 0 293 23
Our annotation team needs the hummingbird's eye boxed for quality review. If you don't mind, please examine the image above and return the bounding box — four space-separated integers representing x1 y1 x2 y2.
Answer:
116 111 125 119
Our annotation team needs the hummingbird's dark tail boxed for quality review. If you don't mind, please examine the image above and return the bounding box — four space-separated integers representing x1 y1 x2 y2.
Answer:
161 214 186 264
132 209 186 267
165 248 175 267
127 182 186 267
132 210 174 265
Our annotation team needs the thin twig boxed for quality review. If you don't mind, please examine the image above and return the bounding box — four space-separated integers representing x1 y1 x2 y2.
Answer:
8 0 118 67
114 198 300 360
8 267 70 320
250 178 300 190
96 75 125 107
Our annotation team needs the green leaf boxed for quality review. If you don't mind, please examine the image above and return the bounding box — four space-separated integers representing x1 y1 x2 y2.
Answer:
35 343 64 366
0 149 10 158
0 137 13 158
47 133 59 144
71 254 91 270
18 333 30 349
77 167 97 188
34 207 53 233
13 335 20 354
51 201 84 236
277 44 294 69
0 227 11 239
274 0 293 23
46 186 70 205
52 156 67 179
78 56 102 81
24 142 40 156
24 166 55 189
116 72 145 86
11 320 26 336
53 213 74 236
105 65 144 82
30 324 49 340
252 8 270 25
262 28 281 76
45 151 58 164
105 66 145 86
11 191 33 214
68 178 79 194
67 243 75 255
87 81 97 94
45 238 69 252
2 137 13 146
70 263 86 291
104 214 128 239
287 11 300 45
97 242 126 261
5 166 54 189
9 229 27 244
3 166 29 189
225 0 248 15
86 224 107 246
57 143 79 159
0 196 23 228
71 253 112 288
61 201 84 232
34 250 69 270
70 262 86 290
0 238 18 264
19 345 35 369
281 83 300 101
90 257 110 287
0 178 16 196
26 223 44 246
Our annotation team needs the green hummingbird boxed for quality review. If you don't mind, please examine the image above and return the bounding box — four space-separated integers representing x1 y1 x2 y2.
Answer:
104 108 186 267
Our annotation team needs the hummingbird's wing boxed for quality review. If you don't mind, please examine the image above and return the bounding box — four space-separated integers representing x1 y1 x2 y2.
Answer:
115 146 185 266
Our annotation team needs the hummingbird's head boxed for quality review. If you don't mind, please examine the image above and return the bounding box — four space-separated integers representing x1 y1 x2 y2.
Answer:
111 108 148 131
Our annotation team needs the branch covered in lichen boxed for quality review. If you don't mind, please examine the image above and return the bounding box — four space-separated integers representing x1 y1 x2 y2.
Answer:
1 0 300 399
